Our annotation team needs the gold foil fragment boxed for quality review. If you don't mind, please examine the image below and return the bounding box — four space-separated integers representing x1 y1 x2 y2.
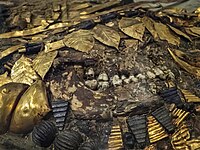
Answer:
70 3 91 11
9 80 50 134
188 27 200 36
144 145 157 150
186 139 200 150
11 55 40 85
52 12 61 21
181 89 200 103
0 20 49 39
170 104 189 126
0 83 28 134
147 116 168 143
108 122 123 150
0 45 25 60
80 0 120 15
0 72 12 87
168 48 200 78
44 40 65 53
33 51 58 79
171 122 190 150
168 25 192 42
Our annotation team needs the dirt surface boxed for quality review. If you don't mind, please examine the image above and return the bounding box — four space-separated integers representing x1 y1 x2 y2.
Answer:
0 0 200 150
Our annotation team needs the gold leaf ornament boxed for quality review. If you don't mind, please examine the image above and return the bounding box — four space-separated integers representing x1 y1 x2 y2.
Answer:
63 30 95 53
168 48 200 78
187 27 200 36
168 25 192 42
154 22 180 45
142 16 159 40
142 17 180 45
119 17 145 41
92 24 120 49
33 51 58 79
11 55 40 85
9 80 50 134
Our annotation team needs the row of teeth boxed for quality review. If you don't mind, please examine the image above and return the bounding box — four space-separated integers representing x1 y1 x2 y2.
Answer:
84 67 174 90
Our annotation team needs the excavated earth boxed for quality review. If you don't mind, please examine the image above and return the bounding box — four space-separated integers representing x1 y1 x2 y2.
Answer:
0 0 200 150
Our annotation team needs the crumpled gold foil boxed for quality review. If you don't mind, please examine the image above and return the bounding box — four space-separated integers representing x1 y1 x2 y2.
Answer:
9 80 50 134
0 83 28 134
11 55 40 85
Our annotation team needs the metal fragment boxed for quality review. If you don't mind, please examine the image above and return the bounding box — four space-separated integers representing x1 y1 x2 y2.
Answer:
186 139 200 150
122 132 135 149
108 121 123 150
171 122 190 150
51 100 70 131
181 89 200 103
170 104 190 127
54 130 83 150
154 22 180 45
80 0 121 15
44 40 65 53
0 20 49 39
32 121 57 147
159 87 183 105
168 48 200 79
152 106 175 133
127 114 148 148
168 25 192 42
147 116 168 143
